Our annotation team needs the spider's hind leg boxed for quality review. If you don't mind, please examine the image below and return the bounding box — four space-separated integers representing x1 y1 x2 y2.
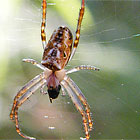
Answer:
69 0 85 61
41 0 47 49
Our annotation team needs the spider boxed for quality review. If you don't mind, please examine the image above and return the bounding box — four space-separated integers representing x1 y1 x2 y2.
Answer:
10 0 100 139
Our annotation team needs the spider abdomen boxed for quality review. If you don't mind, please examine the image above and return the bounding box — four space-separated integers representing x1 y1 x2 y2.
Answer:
42 26 73 71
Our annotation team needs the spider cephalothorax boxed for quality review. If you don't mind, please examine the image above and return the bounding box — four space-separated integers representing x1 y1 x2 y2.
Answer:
47 73 61 102
46 69 66 103
10 0 100 140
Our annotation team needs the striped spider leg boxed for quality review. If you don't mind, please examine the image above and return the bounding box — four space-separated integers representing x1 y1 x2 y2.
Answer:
23 59 48 95
60 66 99 140
10 72 48 140
41 0 47 49
66 65 100 74
69 0 85 61
61 85 67 96
61 80 90 139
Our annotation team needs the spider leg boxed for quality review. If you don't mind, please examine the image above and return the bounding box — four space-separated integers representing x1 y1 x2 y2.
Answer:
14 78 46 140
64 75 93 131
14 105 36 140
40 84 47 94
61 85 67 96
66 65 100 74
10 73 45 121
69 0 85 61
41 0 47 49
22 58 47 71
61 80 90 140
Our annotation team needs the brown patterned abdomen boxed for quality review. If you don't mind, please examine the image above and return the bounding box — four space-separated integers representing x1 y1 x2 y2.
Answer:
41 26 73 71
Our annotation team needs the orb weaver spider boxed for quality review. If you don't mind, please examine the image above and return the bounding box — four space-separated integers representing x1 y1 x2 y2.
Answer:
10 0 100 139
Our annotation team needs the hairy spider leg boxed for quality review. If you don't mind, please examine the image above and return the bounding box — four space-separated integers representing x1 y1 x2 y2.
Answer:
40 84 48 94
64 75 93 131
69 0 85 61
41 0 47 49
61 80 90 140
66 65 100 74
61 85 67 96
22 59 47 71
66 66 100 130
14 77 46 140
10 73 45 121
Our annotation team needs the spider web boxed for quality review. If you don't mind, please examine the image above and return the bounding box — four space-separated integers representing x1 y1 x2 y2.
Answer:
1 0 140 139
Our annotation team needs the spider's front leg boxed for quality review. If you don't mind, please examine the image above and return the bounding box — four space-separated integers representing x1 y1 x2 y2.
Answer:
10 73 46 140
61 80 90 140
10 73 45 120
65 65 100 130
64 75 93 131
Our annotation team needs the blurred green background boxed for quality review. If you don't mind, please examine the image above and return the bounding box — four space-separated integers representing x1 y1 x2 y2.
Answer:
0 0 140 139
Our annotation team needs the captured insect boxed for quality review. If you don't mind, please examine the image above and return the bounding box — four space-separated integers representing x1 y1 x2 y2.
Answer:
10 0 100 139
